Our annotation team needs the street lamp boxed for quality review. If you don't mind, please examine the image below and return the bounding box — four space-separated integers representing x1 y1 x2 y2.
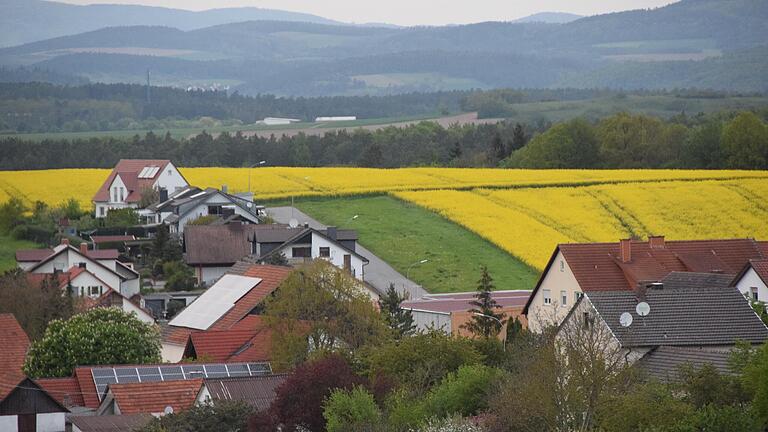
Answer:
349 214 359 222
247 160 267 193
406 259 429 280
473 312 506 352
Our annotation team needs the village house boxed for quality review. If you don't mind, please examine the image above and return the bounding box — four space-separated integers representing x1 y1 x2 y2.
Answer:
524 236 768 332
196 374 287 413
401 290 531 336
0 314 69 432
145 186 263 234
162 264 293 362
181 315 275 363
17 239 141 299
37 361 273 417
93 159 189 218
558 272 768 381
184 223 367 286
733 259 768 303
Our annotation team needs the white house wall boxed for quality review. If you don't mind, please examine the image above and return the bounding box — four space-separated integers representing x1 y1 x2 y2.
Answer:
176 194 258 234
310 233 365 281
69 271 112 297
198 266 230 287
32 249 123 291
36 412 66 432
735 268 768 303
120 277 140 298
161 342 186 363
17 262 35 271
527 250 581 333
410 310 452 333
0 416 16 432
121 299 155 324
155 162 189 196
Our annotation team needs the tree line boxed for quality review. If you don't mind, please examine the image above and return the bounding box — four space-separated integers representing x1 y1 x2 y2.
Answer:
1 109 767 170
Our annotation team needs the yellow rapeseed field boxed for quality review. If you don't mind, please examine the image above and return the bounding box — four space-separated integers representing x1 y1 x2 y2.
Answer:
2 167 767 208
394 178 768 270
1 168 765 270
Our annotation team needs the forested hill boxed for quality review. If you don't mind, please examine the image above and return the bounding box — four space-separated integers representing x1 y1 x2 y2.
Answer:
0 0 341 47
1 0 766 95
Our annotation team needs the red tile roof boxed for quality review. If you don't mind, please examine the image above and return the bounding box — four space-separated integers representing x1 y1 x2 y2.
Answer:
402 291 532 314
74 366 101 408
164 265 292 346
91 235 136 244
561 238 765 293
0 314 30 400
15 248 54 262
108 379 203 415
92 159 171 203
185 316 273 363
524 238 767 314
36 377 86 407
749 259 768 286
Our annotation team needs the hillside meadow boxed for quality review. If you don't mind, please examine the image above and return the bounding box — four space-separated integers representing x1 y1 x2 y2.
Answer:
1 168 766 274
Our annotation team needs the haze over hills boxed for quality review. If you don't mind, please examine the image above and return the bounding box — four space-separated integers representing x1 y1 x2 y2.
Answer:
0 0 342 47
0 0 766 95
511 12 583 24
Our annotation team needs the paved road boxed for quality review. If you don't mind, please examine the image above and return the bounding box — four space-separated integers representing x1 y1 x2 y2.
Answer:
267 206 428 300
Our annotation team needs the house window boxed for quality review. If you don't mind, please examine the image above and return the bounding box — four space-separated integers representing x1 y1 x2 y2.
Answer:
119 187 125 201
168 169 172 175
561 290 567 306
100 207 105 216
543 289 551 305
560 260 564 272
89 286 101 296
319 247 330 258
292 247 311 258
583 312 593 328
112 187 117 202
751 287 759 301
575 292 584 301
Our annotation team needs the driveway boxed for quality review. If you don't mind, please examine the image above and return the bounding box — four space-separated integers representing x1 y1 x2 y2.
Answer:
267 206 428 299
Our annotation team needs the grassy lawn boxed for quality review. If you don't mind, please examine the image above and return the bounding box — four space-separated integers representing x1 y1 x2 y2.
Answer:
296 195 538 294
0 234 37 273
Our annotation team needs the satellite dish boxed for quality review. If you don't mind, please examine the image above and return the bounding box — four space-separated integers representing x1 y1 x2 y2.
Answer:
164 406 174 415
289 218 299 228
619 312 633 328
636 302 651 317
246 202 253 208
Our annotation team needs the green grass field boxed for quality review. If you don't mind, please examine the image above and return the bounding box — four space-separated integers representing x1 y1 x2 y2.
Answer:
0 114 443 142
0 234 37 273
295 195 538 294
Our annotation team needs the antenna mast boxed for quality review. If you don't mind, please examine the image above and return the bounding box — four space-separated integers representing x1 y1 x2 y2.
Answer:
146 69 151 104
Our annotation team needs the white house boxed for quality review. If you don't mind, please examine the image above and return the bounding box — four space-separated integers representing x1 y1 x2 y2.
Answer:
733 259 768 303
523 237 768 332
315 116 356 122
262 117 301 126
93 159 189 218
17 239 141 299
147 187 262 234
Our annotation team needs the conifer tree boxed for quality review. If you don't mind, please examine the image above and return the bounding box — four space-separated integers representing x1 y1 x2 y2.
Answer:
462 266 506 338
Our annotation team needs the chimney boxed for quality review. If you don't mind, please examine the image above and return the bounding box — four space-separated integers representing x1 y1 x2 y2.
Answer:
327 226 338 241
159 188 169 202
619 239 632 263
304 223 309 228
80 242 89 255
649 235 665 249
222 185 228 194
61 238 70 246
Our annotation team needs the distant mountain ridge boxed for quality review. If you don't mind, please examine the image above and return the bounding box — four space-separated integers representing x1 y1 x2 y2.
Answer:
0 0 343 47
0 0 766 95
511 12 583 24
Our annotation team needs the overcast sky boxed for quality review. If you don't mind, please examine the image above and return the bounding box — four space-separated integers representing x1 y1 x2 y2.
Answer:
58 0 677 26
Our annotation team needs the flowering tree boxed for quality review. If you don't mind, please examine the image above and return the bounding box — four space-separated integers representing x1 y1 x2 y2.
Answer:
23 307 161 378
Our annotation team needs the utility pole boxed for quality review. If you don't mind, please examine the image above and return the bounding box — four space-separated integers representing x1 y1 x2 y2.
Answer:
146 69 151 104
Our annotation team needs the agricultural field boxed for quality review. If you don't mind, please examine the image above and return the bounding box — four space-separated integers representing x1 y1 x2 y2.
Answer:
295 195 538 293
395 178 768 270
1 167 766 282
0 234 38 272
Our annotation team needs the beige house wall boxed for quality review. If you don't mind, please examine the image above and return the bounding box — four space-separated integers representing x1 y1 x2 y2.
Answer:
527 250 582 332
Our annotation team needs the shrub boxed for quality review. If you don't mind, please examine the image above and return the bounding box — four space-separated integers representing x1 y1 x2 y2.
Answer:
324 386 382 432
423 365 500 418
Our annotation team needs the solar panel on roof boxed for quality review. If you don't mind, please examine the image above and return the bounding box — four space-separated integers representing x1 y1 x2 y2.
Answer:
91 362 272 401
168 275 262 330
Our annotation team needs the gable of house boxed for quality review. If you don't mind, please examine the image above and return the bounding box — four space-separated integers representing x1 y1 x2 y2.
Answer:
93 159 189 204
524 237 767 329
